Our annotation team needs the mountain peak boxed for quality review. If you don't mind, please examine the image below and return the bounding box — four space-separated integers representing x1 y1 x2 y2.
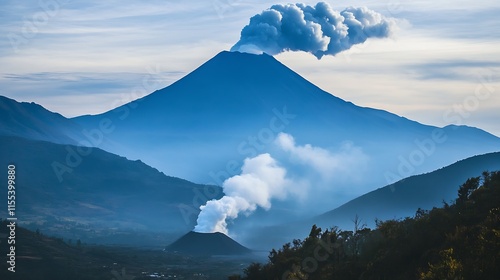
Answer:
183 50 290 82
73 49 500 186
134 48 342 119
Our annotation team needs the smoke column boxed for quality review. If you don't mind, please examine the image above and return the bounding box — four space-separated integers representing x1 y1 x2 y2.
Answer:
231 2 395 59
194 133 370 234
194 153 291 235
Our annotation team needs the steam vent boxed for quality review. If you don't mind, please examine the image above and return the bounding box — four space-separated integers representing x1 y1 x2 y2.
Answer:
166 231 251 256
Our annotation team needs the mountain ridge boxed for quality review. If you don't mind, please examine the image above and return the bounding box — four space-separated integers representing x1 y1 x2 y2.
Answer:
72 51 500 186
0 95 84 145
2 51 500 249
0 135 223 245
241 151 500 250
316 151 500 224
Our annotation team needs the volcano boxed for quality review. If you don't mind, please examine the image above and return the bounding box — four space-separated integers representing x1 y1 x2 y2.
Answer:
166 231 251 256
73 51 500 187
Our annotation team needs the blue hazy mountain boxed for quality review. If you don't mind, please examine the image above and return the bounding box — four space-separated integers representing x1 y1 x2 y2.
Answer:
242 152 500 250
313 152 500 228
74 50 500 197
0 95 85 145
3 51 500 249
0 135 222 245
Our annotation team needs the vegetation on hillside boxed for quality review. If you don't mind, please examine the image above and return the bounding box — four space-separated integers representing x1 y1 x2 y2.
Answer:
233 171 500 280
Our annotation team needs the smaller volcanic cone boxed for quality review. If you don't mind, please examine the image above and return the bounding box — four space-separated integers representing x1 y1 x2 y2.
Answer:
166 231 251 256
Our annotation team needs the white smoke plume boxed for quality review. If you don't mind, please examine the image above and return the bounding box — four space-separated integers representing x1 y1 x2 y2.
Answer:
194 153 292 235
275 132 369 182
194 134 369 234
230 2 395 59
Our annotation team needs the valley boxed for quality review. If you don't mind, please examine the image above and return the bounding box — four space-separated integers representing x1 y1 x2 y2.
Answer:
0 221 262 280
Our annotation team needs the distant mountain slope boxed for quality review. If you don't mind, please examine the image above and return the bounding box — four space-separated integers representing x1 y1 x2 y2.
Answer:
314 151 500 229
0 95 84 144
242 152 500 250
166 231 251 255
0 136 222 244
73 51 500 190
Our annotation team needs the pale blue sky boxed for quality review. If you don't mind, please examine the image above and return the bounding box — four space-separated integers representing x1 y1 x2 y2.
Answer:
1 0 499 136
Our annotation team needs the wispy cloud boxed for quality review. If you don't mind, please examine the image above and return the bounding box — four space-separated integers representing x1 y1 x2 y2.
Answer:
407 60 500 82
398 7 500 39
0 71 184 116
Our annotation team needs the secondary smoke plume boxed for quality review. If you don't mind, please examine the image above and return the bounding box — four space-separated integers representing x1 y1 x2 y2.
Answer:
194 153 291 235
275 132 369 182
231 2 394 59
194 133 371 234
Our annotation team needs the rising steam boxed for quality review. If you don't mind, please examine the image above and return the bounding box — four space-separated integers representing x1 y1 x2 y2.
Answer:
275 132 369 182
194 133 369 235
231 2 395 59
194 153 292 235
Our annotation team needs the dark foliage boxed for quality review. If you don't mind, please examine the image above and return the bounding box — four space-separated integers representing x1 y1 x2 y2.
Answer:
236 171 500 280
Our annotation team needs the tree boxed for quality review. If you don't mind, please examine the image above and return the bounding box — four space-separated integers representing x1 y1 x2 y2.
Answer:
238 171 500 280
420 248 464 280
